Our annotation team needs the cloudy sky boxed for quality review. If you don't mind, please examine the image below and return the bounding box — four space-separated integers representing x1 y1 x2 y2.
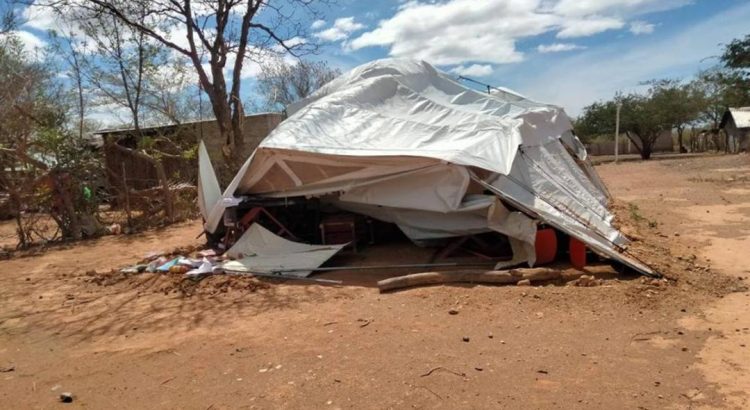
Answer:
9 0 750 118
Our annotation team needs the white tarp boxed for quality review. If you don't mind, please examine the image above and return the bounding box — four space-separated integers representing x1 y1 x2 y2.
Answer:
222 223 346 277
197 141 221 218
201 58 654 276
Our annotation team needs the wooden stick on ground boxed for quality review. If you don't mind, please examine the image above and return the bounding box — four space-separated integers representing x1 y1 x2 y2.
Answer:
377 268 561 292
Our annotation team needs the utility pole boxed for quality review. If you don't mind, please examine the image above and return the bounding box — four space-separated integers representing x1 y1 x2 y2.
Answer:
614 102 622 164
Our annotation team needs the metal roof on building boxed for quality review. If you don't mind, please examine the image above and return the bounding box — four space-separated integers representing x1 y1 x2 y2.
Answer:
723 107 750 129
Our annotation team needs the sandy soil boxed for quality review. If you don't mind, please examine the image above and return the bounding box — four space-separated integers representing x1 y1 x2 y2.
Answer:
1 154 749 409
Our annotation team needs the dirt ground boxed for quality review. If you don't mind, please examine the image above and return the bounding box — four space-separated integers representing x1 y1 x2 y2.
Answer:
1 154 749 409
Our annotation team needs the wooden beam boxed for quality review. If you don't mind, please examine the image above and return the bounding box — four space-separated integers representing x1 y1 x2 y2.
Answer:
377 268 560 292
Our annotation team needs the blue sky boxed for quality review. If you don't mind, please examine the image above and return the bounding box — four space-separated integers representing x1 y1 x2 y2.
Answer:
307 0 750 115
8 0 750 120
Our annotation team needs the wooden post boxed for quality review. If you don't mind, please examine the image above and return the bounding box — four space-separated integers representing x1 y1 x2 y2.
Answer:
121 162 132 231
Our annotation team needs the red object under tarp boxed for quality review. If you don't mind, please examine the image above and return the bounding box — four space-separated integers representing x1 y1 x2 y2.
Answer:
569 237 587 270
534 228 557 265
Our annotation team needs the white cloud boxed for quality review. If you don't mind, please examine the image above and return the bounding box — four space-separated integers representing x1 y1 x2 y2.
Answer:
552 0 692 18
450 64 494 77
349 0 554 65
537 42 585 53
311 19 326 30
349 0 690 66
521 0 750 116
314 17 365 42
3 30 46 51
22 3 58 32
629 21 655 35
22 1 90 38
556 16 624 38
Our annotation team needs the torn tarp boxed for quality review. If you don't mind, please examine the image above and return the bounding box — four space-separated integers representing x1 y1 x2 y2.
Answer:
222 224 347 277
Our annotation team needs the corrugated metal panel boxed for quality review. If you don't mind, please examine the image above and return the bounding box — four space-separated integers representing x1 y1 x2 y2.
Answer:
730 107 750 129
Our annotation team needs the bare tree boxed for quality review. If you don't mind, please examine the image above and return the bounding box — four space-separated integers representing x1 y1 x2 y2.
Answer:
48 29 90 140
0 0 22 34
50 0 323 163
256 56 340 111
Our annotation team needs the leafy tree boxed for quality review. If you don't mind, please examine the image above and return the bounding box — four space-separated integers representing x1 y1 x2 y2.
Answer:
573 100 618 144
616 93 669 160
0 34 102 246
720 33 750 105
722 34 750 72
576 91 676 160
643 79 703 153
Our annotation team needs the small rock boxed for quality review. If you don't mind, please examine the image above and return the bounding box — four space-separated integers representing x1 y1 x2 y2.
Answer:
474 366 483 371
517 279 531 286
60 392 74 403
462 336 470 342
448 308 459 315
488 333 494 339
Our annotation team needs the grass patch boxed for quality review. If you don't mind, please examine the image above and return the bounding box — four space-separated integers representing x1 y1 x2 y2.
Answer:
628 203 658 228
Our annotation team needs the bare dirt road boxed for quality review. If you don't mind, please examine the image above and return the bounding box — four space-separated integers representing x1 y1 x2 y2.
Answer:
1 154 748 409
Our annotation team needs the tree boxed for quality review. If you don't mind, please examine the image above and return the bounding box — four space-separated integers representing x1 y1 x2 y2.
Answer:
577 92 675 160
0 33 101 246
617 94 668 160
49 0 324 164
720 33 750 105
722 34 750 73
48 29 90 140
643 79 703 153
574 100 618 144
0 0 22 34
255 57 340 111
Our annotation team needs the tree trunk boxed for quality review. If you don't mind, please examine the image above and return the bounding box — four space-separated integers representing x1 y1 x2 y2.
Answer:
640 146 652 160
677 127 687 153
153 160 174 223
54 174 82 240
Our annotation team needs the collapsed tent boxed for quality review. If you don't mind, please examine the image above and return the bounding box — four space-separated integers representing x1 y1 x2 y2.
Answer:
200 58 655 276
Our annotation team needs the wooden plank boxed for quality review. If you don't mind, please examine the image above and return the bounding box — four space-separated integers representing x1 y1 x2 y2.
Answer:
377 268 560 292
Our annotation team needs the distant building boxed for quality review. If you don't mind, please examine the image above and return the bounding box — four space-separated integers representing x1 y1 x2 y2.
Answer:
95 113 283 190
720 107 750 152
